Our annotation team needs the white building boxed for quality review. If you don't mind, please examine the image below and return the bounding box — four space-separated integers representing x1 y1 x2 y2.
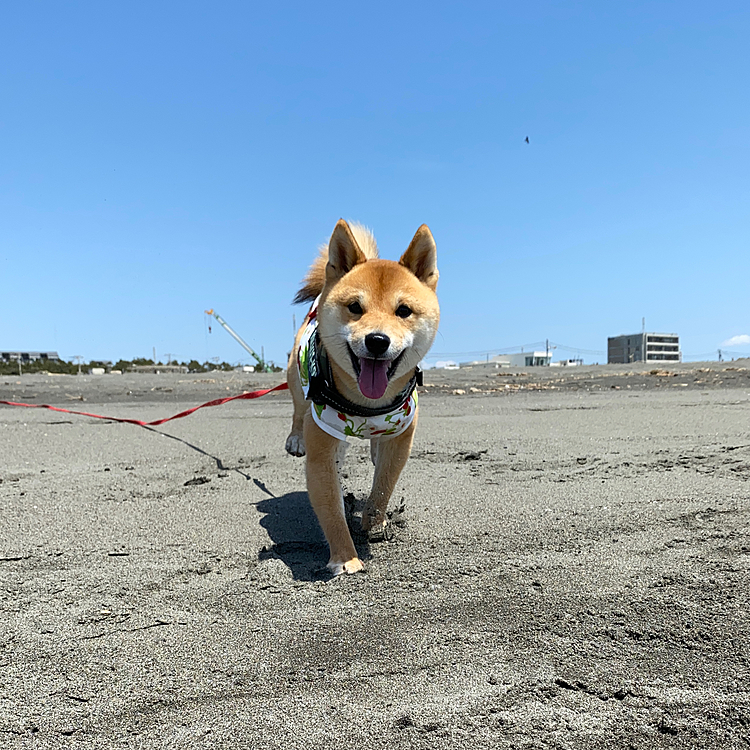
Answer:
550 358 584 367
462 351 552 368
491 351 552 367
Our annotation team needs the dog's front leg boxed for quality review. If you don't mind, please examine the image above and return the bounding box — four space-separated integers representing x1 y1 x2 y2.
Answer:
362 416 417 539
284 347 307 457
303 415 363 575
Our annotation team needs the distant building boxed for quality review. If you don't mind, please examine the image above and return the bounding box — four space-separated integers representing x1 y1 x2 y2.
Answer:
550 358 584 367
88 361 113 374
461 351 552 368
492 351 552 367
608 333 681 364
1 351 60 362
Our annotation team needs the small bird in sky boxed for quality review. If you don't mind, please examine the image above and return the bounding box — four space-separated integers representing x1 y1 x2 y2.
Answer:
525 136 529 144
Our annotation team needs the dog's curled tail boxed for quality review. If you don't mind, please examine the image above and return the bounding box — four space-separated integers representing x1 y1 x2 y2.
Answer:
293 221 378 304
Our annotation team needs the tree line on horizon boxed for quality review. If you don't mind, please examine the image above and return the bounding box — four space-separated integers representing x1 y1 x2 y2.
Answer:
0 357 282 376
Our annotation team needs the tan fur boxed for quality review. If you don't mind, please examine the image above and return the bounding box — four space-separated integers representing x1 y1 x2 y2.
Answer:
286 219 440 575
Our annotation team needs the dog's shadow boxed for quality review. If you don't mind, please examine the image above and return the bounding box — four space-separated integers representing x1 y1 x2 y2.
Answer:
256 491 371 581
146 425 370 580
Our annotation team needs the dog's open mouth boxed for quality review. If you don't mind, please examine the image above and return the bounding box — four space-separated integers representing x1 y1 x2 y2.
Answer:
348 347 406 400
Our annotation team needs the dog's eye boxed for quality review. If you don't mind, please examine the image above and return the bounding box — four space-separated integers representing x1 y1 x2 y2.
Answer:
347 301 363 315
395 304 412 319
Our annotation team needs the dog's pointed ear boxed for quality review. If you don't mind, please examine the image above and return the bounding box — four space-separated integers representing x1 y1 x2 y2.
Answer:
399 224 438 291
326 219 367 284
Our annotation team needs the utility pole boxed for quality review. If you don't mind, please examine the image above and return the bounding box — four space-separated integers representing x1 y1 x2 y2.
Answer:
718 349 723 362
18 357 22 377
72 355 83 375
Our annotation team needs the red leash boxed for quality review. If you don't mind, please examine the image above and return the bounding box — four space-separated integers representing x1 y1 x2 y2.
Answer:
0 382 289 427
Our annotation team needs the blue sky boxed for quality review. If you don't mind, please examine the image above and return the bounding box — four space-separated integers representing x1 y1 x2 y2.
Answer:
1 1 748 366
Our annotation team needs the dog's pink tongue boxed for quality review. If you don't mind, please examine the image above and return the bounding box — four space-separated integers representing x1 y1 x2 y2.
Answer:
358 358 389 399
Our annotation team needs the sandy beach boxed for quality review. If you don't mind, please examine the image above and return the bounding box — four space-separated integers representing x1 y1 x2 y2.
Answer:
1 362 749 749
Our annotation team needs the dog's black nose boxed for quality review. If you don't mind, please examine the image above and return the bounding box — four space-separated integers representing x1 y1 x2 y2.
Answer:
365 333 391 357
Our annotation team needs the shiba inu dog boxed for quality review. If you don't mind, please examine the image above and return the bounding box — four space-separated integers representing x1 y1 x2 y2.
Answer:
286 219 440 575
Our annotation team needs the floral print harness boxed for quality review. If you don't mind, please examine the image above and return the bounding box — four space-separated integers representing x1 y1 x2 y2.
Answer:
297 298 417 442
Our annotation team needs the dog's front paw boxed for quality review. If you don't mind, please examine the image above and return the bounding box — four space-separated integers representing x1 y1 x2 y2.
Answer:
327 557 365 576
285 433 305 457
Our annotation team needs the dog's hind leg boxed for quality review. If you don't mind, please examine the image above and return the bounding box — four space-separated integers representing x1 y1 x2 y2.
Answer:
304 415 363 575
362 416 417 540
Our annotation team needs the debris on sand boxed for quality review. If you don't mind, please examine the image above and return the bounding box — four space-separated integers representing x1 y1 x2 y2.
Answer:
184 476 211 486
454 450 488 461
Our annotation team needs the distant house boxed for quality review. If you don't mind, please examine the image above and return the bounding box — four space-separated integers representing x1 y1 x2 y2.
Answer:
608 333 681 364
491 351 552 367
550 358 584 367
460 351 552 368
1 351 60 362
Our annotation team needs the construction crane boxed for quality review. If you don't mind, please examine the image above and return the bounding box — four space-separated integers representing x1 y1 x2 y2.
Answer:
204 309 272 372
